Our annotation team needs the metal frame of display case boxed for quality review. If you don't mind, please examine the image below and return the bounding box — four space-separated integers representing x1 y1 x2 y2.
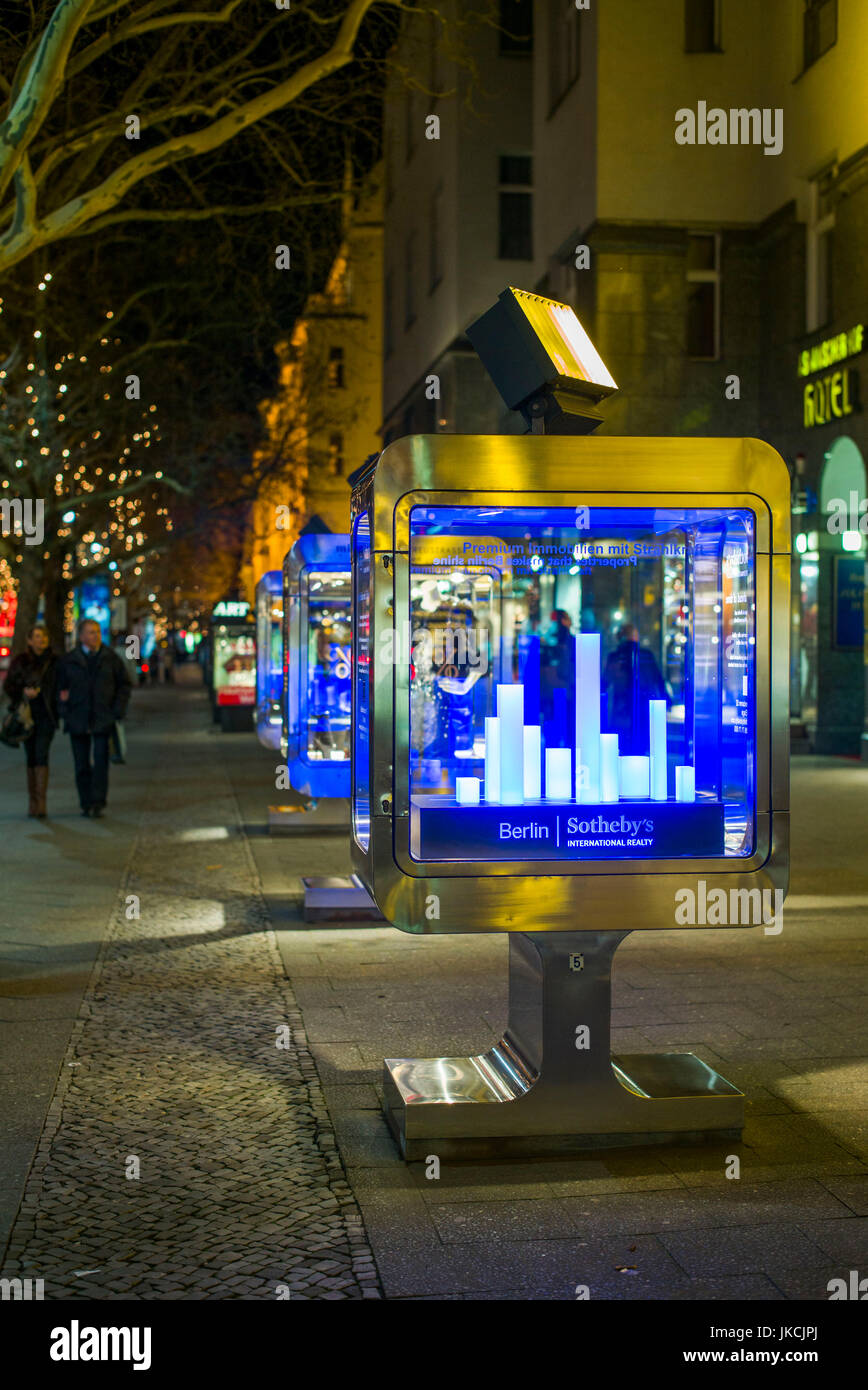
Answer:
350 432 791 1157
255 570 284 751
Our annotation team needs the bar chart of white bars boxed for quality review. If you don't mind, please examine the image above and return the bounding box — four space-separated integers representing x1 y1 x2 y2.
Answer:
455 634 696 808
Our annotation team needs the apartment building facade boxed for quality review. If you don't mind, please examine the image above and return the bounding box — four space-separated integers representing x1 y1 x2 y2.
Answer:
382 0 867 754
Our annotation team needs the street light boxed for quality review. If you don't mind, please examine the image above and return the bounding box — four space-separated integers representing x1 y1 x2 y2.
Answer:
466 285 617 433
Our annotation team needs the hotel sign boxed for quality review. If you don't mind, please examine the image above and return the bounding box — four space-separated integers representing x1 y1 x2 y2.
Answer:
799 324 863 429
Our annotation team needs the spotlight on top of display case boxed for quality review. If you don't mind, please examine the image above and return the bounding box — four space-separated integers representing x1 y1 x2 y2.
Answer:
466 286 618 434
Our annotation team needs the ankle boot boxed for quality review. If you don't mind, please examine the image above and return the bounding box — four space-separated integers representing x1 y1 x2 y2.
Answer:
26 766 38 817
35 766 49 818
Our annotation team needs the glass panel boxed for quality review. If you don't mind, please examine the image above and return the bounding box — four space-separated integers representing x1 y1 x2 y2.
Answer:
304 568 351 762
255 575 284 740
406 503 757 864
353 514 371 851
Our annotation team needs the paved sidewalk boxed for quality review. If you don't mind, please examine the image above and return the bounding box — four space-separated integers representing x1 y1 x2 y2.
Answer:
0 674 379 1299
3 674 867 1300
240 749 868 1301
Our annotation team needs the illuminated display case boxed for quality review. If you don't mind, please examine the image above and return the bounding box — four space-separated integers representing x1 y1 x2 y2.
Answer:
282 533 352 798
210 598 254 731
351 434 791 934
254 570 284 750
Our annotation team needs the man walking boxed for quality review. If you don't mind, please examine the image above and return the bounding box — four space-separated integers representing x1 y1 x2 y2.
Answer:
58 619 132 817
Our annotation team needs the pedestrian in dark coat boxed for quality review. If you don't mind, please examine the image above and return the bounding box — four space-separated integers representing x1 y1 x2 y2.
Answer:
57 618 132 817
4 623 58 818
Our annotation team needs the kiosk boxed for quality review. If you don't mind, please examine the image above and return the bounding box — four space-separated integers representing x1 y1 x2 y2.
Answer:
277 532 381 921
211 598 255 733
278 532 352 828
350 288 790 1158
254 571 284 751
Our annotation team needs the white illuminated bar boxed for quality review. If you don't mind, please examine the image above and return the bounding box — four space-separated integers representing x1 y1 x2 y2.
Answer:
575 634 601 802
545 747 572 800
649 699 668 801
497 684 524 805
484 715 501 802
456 776 481 805
523 725 541 800
600 733 619 802
619 754 650 799
675 765 695 802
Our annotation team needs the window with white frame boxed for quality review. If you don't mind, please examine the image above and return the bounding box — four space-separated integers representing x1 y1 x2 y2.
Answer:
548 0 580 113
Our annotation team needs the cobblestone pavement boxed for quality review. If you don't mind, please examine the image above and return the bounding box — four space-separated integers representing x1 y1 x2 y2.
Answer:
1 686 381 1300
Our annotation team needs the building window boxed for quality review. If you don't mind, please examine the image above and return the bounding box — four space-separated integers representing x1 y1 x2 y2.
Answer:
684 0 721 53
807 168 835 332
498 154 532 261
429 185 443 292
686 232 720 359
328 433 344 476
327 347 344 389
803 0 837 71
404 231 417 328
548 0 580 113
499 0 533 55
384 271 394 358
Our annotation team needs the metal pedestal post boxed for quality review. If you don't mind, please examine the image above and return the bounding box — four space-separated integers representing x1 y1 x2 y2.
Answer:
383 931 743 1160
302 874 384 923
267 797 349 835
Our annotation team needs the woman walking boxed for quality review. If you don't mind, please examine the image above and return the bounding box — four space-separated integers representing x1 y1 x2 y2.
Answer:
5 624 58 818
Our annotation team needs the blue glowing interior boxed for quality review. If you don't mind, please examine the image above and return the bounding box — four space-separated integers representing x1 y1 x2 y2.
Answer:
368 503 757 865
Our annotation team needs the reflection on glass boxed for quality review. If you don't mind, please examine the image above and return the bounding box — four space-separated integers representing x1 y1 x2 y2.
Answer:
405 505 756 864
305 569 351 760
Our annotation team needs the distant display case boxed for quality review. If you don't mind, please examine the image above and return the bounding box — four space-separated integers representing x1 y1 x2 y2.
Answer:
255 570 284 750
351 434 791 933
282 534 352 798
210 598 254 732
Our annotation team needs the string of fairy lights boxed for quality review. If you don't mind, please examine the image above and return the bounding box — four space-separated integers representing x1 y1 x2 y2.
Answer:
0 276 173 619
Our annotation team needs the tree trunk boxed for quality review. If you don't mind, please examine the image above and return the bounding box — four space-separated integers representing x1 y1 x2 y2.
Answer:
11 548 42 654
42 561 69 653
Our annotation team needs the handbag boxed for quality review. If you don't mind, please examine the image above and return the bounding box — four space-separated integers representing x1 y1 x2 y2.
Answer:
0 699 34 748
